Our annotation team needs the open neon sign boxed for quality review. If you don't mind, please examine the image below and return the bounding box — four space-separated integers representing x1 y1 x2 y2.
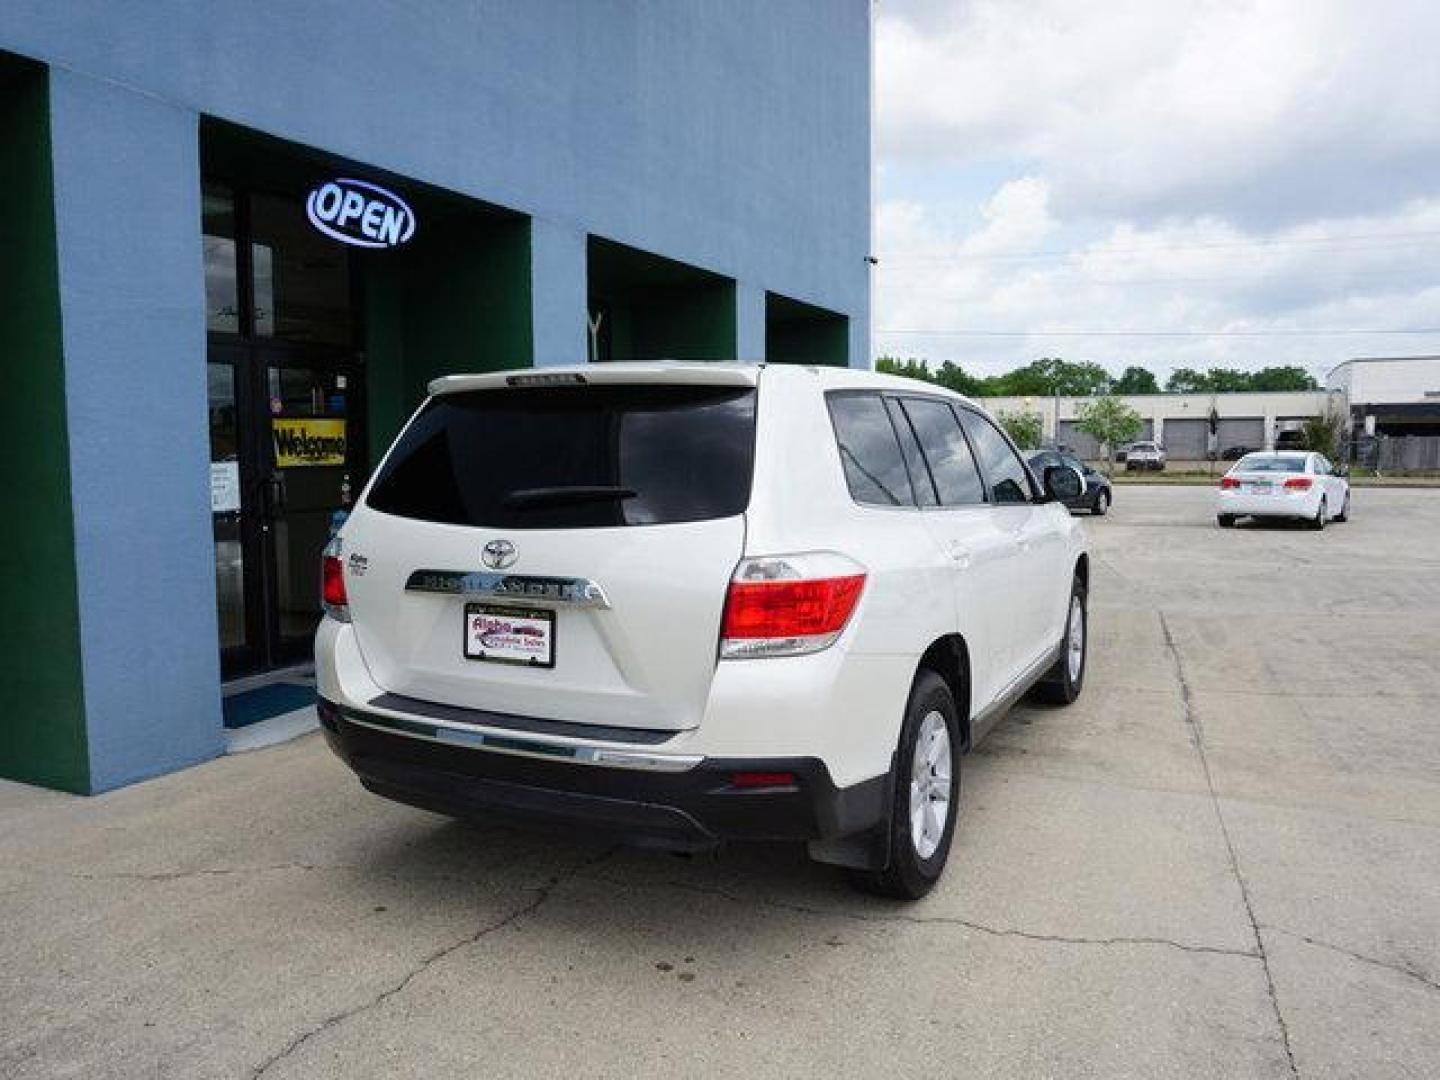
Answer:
305 178 417 249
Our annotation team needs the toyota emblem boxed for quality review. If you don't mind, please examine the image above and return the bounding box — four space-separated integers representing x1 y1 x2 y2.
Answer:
481 538 518 570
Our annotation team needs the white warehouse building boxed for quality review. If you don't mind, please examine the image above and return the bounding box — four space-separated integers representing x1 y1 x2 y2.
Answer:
982 390 1339 463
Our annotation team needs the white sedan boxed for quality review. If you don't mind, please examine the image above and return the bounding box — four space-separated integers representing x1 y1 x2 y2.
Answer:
1217 451 1351 529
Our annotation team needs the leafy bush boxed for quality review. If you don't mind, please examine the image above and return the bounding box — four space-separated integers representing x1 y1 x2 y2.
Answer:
998 410 1044 451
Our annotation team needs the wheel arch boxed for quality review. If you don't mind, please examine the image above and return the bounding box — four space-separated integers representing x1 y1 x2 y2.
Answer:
916 634 972 751
1074 552 1090 592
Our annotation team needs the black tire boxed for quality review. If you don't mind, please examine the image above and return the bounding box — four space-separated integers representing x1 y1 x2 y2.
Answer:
1032 575 1087 705
1309 497 1328 531
1092 490 1110 516
1217 514 1236 528
1334 493 1350 522
850 670 960 901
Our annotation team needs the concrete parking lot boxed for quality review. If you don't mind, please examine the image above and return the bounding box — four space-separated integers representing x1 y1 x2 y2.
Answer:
3 485 1438 1079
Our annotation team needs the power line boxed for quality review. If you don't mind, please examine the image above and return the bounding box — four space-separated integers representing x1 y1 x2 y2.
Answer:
875 264 1440 291
876 229 1440 263
875 326 1440 338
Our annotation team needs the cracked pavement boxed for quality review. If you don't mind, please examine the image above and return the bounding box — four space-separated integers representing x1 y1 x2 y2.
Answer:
2 485 1438 1078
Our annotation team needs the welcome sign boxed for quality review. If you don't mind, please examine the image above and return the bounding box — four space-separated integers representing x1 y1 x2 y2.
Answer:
273 418 347 467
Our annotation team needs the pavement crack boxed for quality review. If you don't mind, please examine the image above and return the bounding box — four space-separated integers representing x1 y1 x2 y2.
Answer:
72 862 332 883
580 872 1258 960
1261 925 1440 994
248 845 617 1079
1160 611 1300 1079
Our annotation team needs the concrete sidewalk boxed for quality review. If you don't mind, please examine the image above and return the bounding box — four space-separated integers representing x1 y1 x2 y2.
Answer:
3 486 1438 1078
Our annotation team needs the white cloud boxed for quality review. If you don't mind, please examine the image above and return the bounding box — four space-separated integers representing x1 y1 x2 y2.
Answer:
877 0 1440 223
874 192 1440 380
873 1 1440 378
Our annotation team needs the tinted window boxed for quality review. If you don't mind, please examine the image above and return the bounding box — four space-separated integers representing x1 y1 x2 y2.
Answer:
1233 454 1306 473
827 393 914 507
959 409 1034 504
903 398 985 506
886 399 938 507
367 385 755 528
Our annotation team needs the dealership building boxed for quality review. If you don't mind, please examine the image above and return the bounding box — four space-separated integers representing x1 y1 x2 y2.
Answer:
0 3 871 793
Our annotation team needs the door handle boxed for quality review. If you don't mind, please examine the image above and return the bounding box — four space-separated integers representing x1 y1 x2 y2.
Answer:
265 473 287 515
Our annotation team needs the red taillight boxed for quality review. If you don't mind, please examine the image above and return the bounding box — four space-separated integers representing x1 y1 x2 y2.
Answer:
321 553 350 621
1219 477 1241 489
719 553 866 659
730 771 798 789
1283 477 1313 490
722 576 865 639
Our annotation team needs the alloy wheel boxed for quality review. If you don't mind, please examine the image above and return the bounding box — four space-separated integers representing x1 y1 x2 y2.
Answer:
909 711 953 860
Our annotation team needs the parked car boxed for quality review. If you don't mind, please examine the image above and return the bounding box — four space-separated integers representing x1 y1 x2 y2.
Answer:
1220 445 1255 461
1029 450 1112 515
1125 440 1166 471
315 363 1091 899
1216 451 1350 529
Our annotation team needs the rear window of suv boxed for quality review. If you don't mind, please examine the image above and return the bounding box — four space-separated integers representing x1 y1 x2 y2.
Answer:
365 384 756 528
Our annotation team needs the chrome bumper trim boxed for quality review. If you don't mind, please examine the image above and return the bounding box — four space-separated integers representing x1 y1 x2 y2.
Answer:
342 709 701 773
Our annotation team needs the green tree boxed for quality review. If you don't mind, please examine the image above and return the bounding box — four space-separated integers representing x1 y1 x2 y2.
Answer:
874 356 935 384
1301 411 1343 457
1112 366 1160 395
1249 365 1319 392
991 357 1112 397
1165 367 1206 393
1076 396 1143 475
933 360 986 397
997 409 1044 451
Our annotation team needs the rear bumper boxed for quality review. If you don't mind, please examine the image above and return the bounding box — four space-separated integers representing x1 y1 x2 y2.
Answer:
319 697 889 851
1217 490 1320 518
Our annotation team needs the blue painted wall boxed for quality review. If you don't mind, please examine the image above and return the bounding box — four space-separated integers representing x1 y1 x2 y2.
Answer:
1 0 871 364
47 71 225 790
0 2 868 789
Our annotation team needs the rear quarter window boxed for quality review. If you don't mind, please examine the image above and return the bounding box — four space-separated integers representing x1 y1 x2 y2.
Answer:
826 392 915 507
365 384 756 528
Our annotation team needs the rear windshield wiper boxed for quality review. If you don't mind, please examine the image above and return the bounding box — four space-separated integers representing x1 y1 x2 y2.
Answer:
499 485 639 509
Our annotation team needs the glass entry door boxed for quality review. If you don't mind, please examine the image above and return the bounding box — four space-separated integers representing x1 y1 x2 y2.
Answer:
209 343 364 678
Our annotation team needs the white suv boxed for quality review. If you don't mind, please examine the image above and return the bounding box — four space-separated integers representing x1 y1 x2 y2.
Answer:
316 363 1090 898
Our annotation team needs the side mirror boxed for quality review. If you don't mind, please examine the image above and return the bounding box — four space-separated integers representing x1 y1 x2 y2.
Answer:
1335 464 1349 478
1043 464 1083 502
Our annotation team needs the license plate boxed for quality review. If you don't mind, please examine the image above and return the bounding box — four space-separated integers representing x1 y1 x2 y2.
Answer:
464 604 555 668
1245 482 1272 494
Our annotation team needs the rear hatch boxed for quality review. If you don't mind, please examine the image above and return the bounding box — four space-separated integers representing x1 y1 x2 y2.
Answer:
340 369 757 734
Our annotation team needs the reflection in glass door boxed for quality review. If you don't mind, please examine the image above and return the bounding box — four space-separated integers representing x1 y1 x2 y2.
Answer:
265 362 357 659
208 362 252 667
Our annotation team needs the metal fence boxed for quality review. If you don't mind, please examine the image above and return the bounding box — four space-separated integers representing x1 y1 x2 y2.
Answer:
1348 435 1440 473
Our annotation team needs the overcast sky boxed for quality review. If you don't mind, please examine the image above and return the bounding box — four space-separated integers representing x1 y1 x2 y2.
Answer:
872 0 1440 383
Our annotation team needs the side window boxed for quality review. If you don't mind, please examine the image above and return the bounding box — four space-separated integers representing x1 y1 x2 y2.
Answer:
958 408 1035 505
826 393 915 507
1314 455 1330 474
885 398 939 507
900 397 986 506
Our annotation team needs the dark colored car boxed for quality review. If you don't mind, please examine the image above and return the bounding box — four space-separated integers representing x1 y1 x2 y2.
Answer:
1029 450 1112 515
1221 445 1255 461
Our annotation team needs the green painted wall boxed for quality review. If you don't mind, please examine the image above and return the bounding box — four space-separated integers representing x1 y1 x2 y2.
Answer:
766 292 849 367
366 215 532 461
0 64 90 793
586 238 737 362
633 280 736 361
